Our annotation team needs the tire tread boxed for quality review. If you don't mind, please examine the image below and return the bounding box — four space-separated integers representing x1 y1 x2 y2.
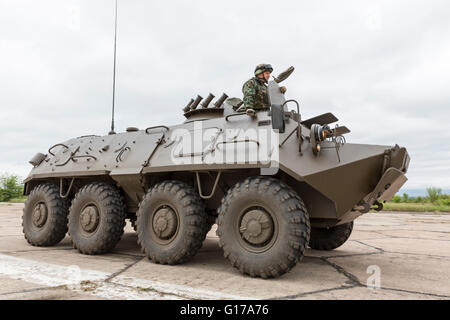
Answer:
136 180 208 265
216 176 310 278
68 182 126 255
22 183 69 246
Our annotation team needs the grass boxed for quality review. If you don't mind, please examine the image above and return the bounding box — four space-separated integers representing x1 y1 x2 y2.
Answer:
7 196 27 203
383 202 450 213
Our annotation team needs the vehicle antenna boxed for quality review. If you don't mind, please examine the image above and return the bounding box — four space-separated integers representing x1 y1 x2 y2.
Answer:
109 0 118 135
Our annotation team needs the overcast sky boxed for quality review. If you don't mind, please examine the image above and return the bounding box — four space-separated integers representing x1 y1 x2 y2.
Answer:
0 0 449 190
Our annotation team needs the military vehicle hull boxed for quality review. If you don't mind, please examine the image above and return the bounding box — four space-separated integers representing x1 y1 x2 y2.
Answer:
24 111 409 226
22 74 409 278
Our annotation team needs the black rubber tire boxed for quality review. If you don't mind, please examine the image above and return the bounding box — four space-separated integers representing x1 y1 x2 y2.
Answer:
309 222 353 251
68 182 126 255
217 176 310 279
22 183 69 246
136 180 208 265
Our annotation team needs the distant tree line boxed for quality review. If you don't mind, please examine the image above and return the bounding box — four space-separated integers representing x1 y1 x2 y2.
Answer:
0 173 24 202
391 187 450 206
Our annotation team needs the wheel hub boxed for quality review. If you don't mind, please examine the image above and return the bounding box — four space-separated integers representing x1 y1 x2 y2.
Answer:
80 205 100 233
239 209 274 246
152 207 177 240
32 202 48 228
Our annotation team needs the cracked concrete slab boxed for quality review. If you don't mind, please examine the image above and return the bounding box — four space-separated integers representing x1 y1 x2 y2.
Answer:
357 237 450 257
328 253 450 297
0 287 102 300
8 249 139 275
112 232 145 257
0 235 73 253
1 203 449 300
0 275 43 295
344 230 390 241
355 213 450 233
113 255 350 299
305 240 381 258
298 286 441 300
375 229 450 241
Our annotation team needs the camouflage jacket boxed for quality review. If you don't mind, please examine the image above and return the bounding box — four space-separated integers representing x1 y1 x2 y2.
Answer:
242 77 269 110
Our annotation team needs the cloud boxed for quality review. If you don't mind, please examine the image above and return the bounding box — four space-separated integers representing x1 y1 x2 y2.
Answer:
0 0 449 188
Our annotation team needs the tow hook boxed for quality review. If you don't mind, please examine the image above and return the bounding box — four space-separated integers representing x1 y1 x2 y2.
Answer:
372 201 383 212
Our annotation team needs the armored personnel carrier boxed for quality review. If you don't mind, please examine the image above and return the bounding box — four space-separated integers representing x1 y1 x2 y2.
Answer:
22 67 409 278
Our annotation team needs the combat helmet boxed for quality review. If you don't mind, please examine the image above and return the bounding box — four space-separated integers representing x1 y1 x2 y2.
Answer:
254 63 273 76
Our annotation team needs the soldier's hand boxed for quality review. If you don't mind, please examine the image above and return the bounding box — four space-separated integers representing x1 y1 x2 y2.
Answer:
245 108 256 117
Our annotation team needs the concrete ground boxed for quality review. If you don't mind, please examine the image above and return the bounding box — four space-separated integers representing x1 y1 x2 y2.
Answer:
0 202 449 300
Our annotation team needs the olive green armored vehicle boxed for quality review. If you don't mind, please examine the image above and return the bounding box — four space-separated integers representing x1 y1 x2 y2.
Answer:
23 67 409 278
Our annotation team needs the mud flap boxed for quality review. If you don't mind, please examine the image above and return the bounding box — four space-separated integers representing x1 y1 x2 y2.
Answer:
370 167 408 202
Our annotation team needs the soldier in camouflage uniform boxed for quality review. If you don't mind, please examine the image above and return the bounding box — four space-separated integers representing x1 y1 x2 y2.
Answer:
242 64 273 112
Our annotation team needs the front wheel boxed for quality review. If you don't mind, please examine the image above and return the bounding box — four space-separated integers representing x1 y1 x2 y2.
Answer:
308 222 353 251
217 177 310 279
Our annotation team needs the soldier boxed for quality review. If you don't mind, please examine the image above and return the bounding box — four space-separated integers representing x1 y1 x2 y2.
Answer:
241 64 273 112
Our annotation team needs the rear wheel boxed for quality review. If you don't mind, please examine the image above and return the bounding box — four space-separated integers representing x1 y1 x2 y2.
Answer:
68 182 126 255
136 180 208 264
22 183 69 246
217 177 310 278
309 222 353 251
